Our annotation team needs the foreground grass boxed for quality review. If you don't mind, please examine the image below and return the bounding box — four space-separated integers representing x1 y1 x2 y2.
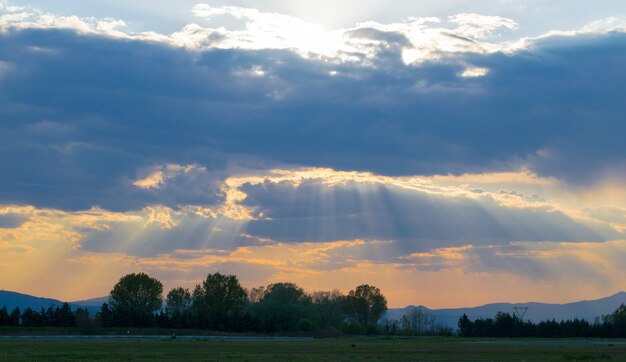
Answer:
0 326 252 336
1 337 625 361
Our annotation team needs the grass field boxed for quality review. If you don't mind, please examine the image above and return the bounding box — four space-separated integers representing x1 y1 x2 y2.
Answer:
1 337 625 361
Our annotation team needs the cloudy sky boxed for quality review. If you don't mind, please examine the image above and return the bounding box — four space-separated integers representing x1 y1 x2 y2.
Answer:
1 0 626 308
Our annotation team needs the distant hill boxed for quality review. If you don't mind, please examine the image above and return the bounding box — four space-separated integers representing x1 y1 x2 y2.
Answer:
0 290 102 314
384 292 626 330
0 290 67 312
70 296 109 307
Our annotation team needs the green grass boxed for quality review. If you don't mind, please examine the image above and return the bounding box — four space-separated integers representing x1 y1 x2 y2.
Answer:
0 326 246 336
1 337 625 361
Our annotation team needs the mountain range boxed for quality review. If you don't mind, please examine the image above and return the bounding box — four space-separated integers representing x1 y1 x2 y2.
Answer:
3 290 626 330
0 290 105 314
383 292 626 329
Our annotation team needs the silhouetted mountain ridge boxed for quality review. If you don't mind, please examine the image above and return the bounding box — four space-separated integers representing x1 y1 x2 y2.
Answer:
384 292 626 329
70 296 110 307
0 290 102 314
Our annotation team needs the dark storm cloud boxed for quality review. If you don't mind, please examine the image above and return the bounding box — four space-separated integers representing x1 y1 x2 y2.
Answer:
1 27 625 211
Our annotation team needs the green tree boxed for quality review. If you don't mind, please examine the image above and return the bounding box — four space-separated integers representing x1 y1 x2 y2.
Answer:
401 307 436 336
21 307 41 327
109 272 163 327
38 307 47 326
262 283 309 304
297 318 313 332
192 272 247 330
57 302 75 327
311 290 345 331
344 284 387 329
8 307 20 326
602 303 626 337
98 302 113 328
75 308 93 329
493 312 518 337
44 306 55 326
458 314 473 337
166 287 192 328
248 286 266 303
251 282 313 332
0 306 10 326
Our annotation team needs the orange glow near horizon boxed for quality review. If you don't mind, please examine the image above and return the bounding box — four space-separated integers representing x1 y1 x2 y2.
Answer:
1 167 626 307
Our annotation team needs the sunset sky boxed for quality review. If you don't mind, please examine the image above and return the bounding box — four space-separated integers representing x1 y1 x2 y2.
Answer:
1 0 626 308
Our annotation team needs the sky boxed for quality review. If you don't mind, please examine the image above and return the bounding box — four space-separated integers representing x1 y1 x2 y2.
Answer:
1 0 626 308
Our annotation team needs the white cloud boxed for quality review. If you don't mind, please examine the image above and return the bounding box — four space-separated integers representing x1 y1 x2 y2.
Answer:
0 3 574 66
133 164 204 190
448 13 519 39
460 66 489 78
525 17 626 43
189 4 356 59
145 205 178 229
580 17 626 33
0 5 168 42
2 3 625 68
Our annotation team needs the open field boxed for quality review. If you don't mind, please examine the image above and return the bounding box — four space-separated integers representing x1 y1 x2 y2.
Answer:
1 337 625 361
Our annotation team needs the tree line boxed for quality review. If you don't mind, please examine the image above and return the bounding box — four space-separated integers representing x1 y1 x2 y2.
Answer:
0 272 391 334
458 305 626 338
0 303 94 328
4 271 626 337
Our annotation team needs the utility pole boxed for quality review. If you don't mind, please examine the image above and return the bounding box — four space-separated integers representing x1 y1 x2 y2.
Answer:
513 306 529 321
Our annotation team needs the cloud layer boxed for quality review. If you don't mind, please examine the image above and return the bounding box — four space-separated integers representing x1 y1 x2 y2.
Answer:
1 4 625 212
1 3 626 306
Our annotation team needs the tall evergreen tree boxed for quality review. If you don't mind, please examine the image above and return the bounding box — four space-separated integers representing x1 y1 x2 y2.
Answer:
8 307 21 326
0 306 9 326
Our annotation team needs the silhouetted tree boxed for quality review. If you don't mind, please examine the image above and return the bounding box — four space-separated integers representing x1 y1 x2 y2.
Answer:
248 286 266 304
401 307 436 335
457 312 598 338
155 310 169 328
21 307 41 327
75 308 93 329
166 287 192 328
109 273 163 327
9 307 20 326
57 303 75 327
297 318 313 332
458 314 473 337
263 283 309 304
192 273 247 330
494 312 520 337
602 303 626 337
98 302 113 328
344 284 387 330
311 290 345 331
380 318 399 335
0 306 10 326
38 308 47 325
44 306 55 326
251 282 313 332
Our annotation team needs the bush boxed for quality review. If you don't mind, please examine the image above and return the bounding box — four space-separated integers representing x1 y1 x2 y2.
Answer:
297 318 313 332
366 324 379 335
342 321 364 335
